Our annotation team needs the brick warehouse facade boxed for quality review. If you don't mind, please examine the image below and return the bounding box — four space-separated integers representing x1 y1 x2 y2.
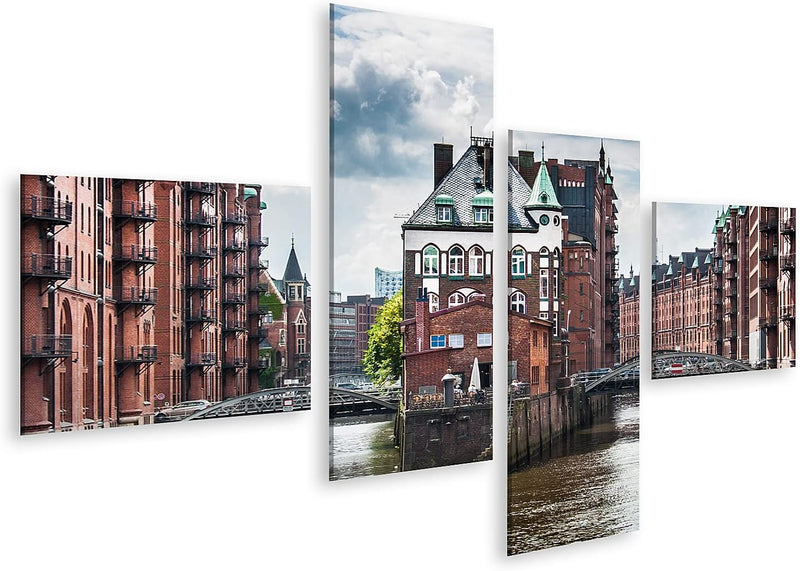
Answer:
652 205 795 368
20 175 269 434
509 140 622 374
618 268 640 363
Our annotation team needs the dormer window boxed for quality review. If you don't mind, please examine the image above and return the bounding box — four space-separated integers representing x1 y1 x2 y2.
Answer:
472 191 493 224
474 207 493 223
434 194 454 223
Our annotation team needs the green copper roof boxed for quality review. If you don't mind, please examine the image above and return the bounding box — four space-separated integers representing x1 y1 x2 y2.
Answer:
705 253 712 264
666 264 673 276
691 256 699 269
472 191 493 207
434 194 454 206
259 201 267 210
523 146 562 211
244 188 258 200
605 171 613 184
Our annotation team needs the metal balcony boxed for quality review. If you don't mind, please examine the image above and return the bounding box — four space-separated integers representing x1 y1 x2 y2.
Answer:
780 217 795 234
115 345 157 364
185 245 218 259
223 240 247 252
605 222 618 234
223 213 247 225
222 320 247 333
222 293 247 305
185 212 217 227
116 287 158 305
184 182 216 195
758 278 777 290
250 282 269 293
23 334 72 358
223 266 246 278
186 309 217 323
249 305 271 316
114 245 158 264
252 326 269 338
187 352 216 367
186 277 217 290
113 200 158 221
759 247 778 261
759 315 778 328
780 305 795 323
781 256 795 272
759 219 778 233
22 254 72 279
249 236 269 248
22 196 73 224
223 357 247 369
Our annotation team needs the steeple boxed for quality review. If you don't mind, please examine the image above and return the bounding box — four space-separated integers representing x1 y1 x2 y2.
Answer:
523 143 562 211
599 139 606 171
283 240 304 284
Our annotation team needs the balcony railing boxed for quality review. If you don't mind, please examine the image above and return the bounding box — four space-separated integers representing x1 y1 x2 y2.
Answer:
23 334 72 357
723 332 738 341
781 305 795 322
114 245 158 264
780 217 795 234
115 345 157 363
184 182 216 195
222 320 247 332
22 254 72 279
223 357 247 369
252 327 269 338
187 352 216 367
759 219 778 233
250 282 269 292
249 236 269 247
186 309 217 322
22 196 73 224
781 256 795 272
605 222 618 234
186 277 217 290
222 292 247 304
249 305 271 315
223 212 248 225
759 246 778 261
223 240 247 252
116 287 158 305
113 200 157 221
759 278 777 290
185 212 217 227
759 314 778 328
185 245 218 258
223 265 246 278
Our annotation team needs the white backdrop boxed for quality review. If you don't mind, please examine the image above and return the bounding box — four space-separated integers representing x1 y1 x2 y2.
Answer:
1 1 797 569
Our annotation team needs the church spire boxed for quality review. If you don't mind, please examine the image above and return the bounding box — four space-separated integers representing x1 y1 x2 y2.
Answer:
523 142 562 211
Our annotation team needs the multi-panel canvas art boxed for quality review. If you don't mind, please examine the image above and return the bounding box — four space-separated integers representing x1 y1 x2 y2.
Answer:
652 202 795 377
506 131 640 554
20 176 310 435
329 4 494 479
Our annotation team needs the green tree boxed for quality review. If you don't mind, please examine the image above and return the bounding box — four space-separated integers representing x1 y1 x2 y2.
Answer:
362 290 403 386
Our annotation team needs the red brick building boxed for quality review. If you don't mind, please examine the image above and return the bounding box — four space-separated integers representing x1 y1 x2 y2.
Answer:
400 294 552 396
652 205 795 369
618 269 640 363
20 175 268 434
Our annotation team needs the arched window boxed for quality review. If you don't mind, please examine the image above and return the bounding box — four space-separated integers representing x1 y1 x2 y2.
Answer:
423 245 438 275
467 291 483 302
540 269 549 298
511 248 525 277
448 292 466 307
429 293 439 313
510 291 526 313
469 246 484 276
449 246 464 275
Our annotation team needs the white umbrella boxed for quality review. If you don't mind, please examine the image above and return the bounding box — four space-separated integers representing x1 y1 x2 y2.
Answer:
470 357 481 390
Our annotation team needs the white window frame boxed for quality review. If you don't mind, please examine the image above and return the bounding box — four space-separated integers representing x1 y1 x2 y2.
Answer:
428 292 439 313
448 292 466 307
510 291 526 313
468 246 484 276
477 333 492 347
423 246 439 275
540 269 549 298
511 248 525 277
449 245 464 276
448 334 464 348
430 334 446 349
436 206 451 222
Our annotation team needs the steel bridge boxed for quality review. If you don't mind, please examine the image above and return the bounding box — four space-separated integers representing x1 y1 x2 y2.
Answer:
651 351 752 379
329 387 400 418
183 386 311 420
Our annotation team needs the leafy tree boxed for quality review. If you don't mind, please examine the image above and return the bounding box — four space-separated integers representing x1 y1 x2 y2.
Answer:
362 290 403 386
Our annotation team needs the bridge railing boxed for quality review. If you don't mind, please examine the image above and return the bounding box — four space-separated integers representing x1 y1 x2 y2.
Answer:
406 389 491 410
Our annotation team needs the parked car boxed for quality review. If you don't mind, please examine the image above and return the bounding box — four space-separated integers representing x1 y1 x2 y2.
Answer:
154 400 212 422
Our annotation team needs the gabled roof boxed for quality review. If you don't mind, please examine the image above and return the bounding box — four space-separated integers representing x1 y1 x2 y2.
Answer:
523 152 562 211
508 160 539 230
404 145 492 228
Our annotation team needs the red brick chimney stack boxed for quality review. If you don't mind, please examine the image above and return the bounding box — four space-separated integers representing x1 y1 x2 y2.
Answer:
415 287 431 352
433 143 454 188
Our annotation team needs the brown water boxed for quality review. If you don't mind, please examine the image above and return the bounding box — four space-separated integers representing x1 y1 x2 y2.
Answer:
507 391 639 554
329 418 401 480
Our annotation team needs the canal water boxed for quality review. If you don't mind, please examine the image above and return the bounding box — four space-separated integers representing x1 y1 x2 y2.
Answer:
507 391 639 554
329 418 400 480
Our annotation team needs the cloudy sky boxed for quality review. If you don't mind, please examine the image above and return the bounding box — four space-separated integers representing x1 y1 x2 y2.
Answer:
654 202 724 265
331 4 493 296
511 131 641 276
262 185 311 289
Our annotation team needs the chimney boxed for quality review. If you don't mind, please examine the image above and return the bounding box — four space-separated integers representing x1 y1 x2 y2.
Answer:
482 142 492 188
415 287 431 352
518 149 536 187
433 143 454 188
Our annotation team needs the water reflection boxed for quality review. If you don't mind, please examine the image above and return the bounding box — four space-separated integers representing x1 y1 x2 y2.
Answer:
330 419 400 480
508 392 639 554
